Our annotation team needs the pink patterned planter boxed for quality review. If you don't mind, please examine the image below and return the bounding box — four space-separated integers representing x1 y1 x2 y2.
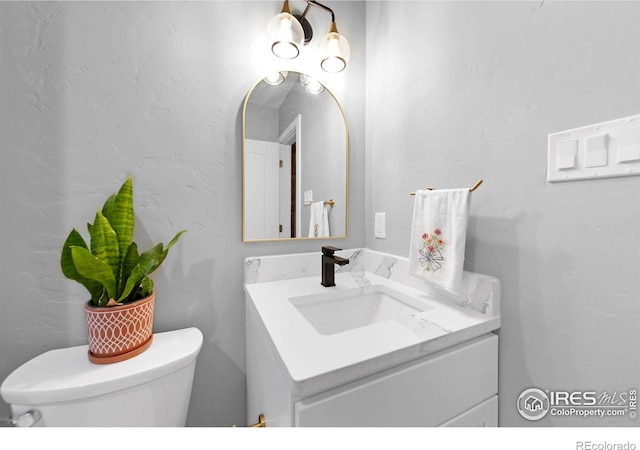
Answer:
84 292 155 364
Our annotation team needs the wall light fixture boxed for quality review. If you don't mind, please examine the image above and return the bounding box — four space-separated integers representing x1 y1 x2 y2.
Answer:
267 0 351 73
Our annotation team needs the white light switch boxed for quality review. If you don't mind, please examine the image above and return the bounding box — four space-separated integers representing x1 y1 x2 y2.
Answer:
556 139 577 170
617 126 640 163
585 134 608 168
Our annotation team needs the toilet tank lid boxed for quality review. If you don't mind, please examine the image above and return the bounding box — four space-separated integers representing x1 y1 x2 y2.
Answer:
0 327 203 405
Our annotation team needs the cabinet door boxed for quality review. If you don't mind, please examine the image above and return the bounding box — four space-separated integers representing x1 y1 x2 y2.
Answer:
295 334 498 426
246 297 295 426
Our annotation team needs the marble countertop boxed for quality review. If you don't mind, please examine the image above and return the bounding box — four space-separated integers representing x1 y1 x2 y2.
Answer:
245 269 500 395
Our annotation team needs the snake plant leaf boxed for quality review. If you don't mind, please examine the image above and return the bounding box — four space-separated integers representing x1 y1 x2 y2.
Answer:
61 228 89 280
102 176 134 265
101 193 116 219
61 229 103 303
118 243 164 302
70 246 117 303
166 230 187 251
119 242 139 296
138 277 154 299
148 230 187 275
89 211 120 282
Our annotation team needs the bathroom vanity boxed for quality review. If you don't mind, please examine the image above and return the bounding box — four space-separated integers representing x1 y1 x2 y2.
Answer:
244 249 500 427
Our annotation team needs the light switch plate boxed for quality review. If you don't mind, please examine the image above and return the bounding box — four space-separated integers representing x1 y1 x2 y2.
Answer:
547 114 640 182
304 190 313 205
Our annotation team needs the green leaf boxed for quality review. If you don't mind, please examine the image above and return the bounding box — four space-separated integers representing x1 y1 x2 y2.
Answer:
61 229 88 280
166 230 186 251
70 246 117 303
102 176 134 266
119 242 139 296
148 230 187 276
60 229 103 303
89 211 120 281
118 243 164 302
138 277 153 299
101 193 116 221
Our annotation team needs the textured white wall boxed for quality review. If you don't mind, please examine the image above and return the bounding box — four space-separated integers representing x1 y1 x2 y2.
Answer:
0 1 365 426
366 1 640 426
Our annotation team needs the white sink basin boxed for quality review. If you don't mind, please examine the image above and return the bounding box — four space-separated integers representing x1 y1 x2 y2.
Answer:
289 285 433 335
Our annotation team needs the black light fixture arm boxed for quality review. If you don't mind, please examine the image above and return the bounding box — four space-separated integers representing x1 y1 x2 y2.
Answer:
293 0 339 44
300 0 336 24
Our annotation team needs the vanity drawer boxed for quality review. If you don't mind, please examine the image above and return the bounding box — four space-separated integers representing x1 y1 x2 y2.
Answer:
294 333 498 426
440 395 498 427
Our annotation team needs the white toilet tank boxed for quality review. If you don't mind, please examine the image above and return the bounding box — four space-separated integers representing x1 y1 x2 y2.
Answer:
0 327 203 427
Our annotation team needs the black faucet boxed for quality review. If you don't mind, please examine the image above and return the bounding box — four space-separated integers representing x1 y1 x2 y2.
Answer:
321 246 349 287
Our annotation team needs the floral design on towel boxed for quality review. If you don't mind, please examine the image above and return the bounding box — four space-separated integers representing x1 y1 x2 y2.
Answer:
418 228 445 272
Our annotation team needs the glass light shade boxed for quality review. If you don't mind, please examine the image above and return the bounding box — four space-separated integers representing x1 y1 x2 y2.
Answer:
267 12 304 60
318 31 350 73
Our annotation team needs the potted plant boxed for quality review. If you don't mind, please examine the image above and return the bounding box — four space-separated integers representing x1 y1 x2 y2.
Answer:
60 175 185 364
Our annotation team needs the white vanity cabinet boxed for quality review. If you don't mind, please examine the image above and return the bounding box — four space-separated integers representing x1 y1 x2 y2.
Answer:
246 295 498 427
244 249 501 427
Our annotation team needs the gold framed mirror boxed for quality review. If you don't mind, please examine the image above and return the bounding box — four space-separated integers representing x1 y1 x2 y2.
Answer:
242 71 348 242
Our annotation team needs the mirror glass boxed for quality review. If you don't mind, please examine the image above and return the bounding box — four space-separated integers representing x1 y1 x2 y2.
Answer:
242 71 348 242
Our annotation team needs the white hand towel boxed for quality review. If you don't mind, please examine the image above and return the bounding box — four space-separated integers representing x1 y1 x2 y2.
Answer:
408 188 470 294
308 201 330 237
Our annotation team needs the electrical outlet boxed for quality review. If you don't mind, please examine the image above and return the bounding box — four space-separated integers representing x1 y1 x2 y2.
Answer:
374 212 386 239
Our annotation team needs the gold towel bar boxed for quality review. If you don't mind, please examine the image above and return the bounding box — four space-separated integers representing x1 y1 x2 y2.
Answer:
232 413 266 428
248 414 266 428
305 199 335 207
410 179 483 195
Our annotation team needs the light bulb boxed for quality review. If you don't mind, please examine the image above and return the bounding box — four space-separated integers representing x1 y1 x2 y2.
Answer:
267 12 304 60
318 31 350 73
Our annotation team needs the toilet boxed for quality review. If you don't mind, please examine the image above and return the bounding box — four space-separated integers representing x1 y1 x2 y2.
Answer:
0 327 203 427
